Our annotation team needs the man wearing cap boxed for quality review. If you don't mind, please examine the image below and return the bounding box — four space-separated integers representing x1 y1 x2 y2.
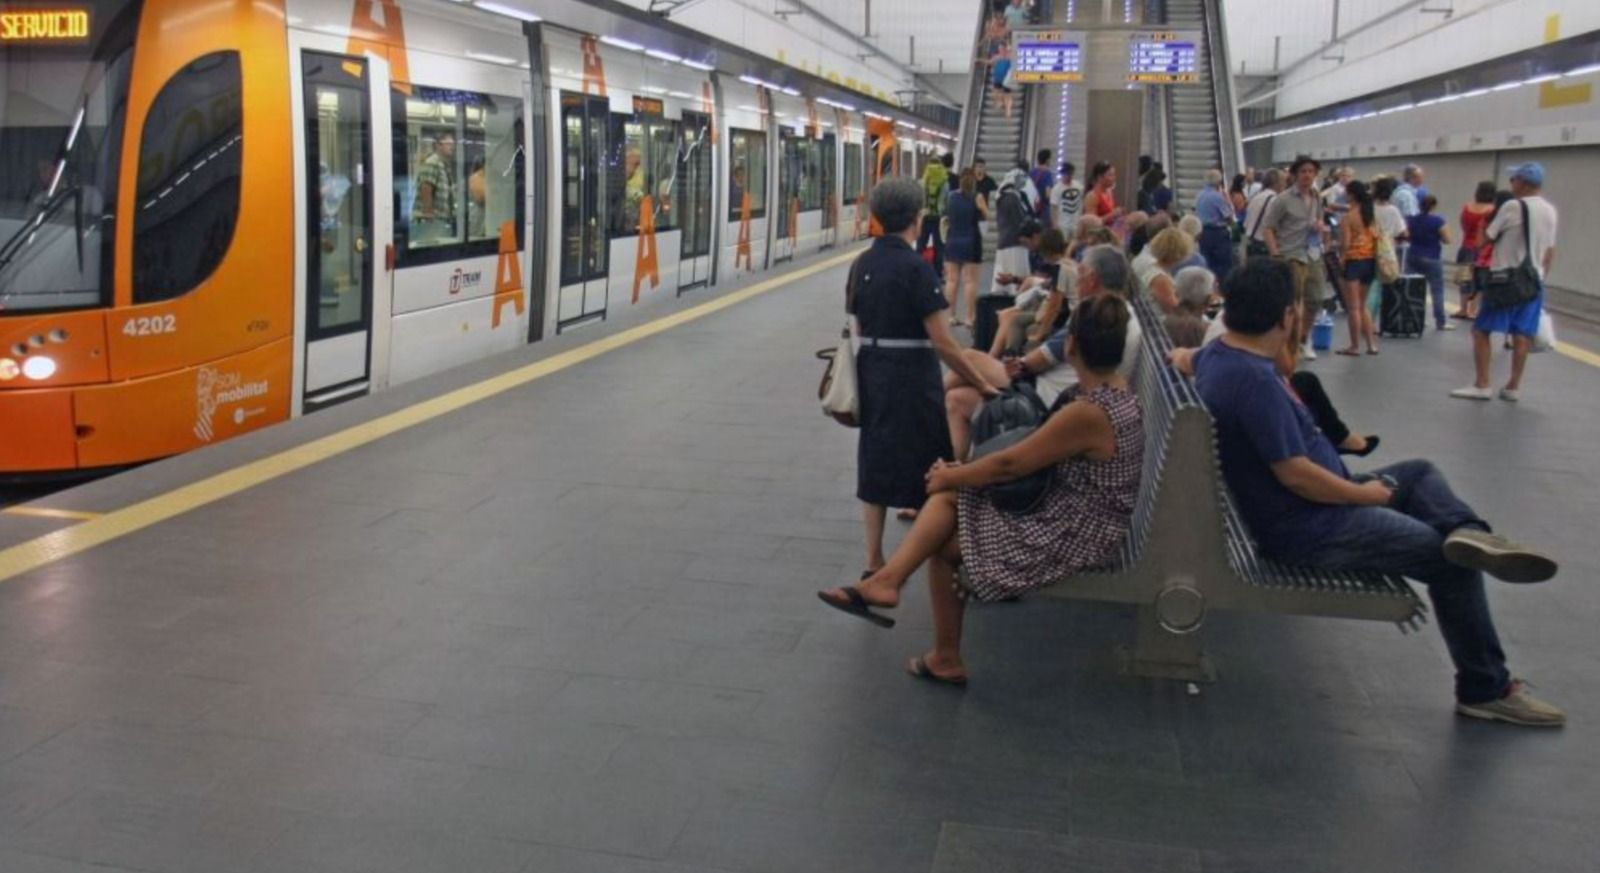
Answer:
1451 162 1558 403
1262 155 1330 360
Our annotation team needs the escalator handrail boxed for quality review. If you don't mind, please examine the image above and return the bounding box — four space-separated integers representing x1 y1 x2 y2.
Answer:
1204 0 1247 179
956 1 992 169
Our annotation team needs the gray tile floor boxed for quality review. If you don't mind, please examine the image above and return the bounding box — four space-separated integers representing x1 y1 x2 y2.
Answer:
2 250 1598 872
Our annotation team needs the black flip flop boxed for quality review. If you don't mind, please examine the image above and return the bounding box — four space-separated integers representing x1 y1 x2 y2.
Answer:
817 586 896 628
906 656 967 687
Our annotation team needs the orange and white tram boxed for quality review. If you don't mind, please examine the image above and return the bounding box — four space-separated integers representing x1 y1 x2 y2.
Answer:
0 0 952 474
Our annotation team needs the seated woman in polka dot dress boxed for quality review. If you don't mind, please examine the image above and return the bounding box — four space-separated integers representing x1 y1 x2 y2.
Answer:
818 296 1144 685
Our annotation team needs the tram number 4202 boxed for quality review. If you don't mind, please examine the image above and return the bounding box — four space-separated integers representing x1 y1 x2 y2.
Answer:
122 314 178 336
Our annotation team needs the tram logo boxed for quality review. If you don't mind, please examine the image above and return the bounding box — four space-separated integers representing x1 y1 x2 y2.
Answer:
194 366 269 442
448 268 482 295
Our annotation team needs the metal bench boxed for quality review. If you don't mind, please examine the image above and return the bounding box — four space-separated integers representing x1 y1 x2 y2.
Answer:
1033 294 1427 683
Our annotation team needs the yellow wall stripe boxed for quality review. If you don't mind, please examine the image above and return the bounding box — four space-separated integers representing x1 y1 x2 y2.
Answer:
1 507 104 521
0 249 860 584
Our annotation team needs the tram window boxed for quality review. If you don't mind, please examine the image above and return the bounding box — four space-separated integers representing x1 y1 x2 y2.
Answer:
678 112 713 259
843 142 862 204
132 51 243 302
801 138 822 211
820 134 837 224
606 111 680 238
392 86 524 267
728 128 766 220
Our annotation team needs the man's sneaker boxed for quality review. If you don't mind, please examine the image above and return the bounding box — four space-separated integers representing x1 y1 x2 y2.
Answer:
1450 385 1493 400
1498 387 1520 402
1443 528 1557 583
1302 343 1318 361
1457 680 1566 727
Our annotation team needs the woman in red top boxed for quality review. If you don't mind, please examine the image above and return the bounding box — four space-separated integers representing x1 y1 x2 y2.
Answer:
1454 181 1499 320
1087 161 1121 223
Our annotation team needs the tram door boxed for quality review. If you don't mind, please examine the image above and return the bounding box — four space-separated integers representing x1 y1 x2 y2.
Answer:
819 133 837 249
301 53 376 409
677 110 714 293
772 130 797 265
557 92 609 331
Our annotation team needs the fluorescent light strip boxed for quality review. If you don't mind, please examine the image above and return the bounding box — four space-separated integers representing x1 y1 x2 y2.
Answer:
645 49 682 63
466 51 519 65
473 1 539 22
1564 62 1600 77
599 35 644 51
1523 73 1560 84
681 58 715 71
668 90 694 99
780 87 800 96
864 111 889 120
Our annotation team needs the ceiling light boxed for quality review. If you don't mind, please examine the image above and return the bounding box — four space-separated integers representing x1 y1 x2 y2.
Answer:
681 58 715 71
645 49 682 63
780 87 800 96
1491 81 1523 91
1523 73 1560 84
466 51 519 66
668 90 694 99
1564 63 1600 77
600 35 644 51
473 1 539 22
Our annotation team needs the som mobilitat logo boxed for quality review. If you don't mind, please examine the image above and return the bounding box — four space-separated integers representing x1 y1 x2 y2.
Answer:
194 366 269 442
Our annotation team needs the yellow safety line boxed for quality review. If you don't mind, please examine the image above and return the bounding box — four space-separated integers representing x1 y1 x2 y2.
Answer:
1554 339 1600 369
1 506 104 521
0 249 861 584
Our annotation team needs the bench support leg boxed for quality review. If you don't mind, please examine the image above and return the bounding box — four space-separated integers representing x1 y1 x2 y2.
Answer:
1118 606 1217 683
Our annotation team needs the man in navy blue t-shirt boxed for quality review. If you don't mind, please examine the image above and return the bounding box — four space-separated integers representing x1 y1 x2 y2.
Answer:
1189 258 1565 727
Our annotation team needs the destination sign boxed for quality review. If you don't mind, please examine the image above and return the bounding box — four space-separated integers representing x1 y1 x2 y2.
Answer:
1011 29 1087 84
1127 30 1202 84
0 8 90 42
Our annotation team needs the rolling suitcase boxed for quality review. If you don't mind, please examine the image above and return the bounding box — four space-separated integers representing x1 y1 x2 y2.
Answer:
1381 274 1427 338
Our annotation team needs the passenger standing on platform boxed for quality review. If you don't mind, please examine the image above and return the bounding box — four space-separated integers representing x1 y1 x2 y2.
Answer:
943 168 986 327
1228 173 1249 221
1261 155 1330 360
1371 176 1408 323
1003 0 1032 30
1407 195 1456 332
1336 180 1380 356
973 158 999 214
918 152 951 270
1241 167 1284 260
1393 164 1424 218
1029 149 1056 226
1452 181 1498 321
1194 169 1235 277
1051 161 1083 238
850 178 1001 575
1452 163 1558 403
1193 258 1564 726
1086 161 1120 225
991 169 1034 291
819 295 1143 688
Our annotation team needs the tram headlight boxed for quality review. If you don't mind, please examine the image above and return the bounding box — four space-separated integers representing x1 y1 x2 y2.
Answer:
0 358 18 381
21 356 57 380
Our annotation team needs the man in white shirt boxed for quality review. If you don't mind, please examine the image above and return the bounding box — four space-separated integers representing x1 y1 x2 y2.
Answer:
1241 168 1284 258
1451 163 1557 403
1393 164 1423 218
1050 161 1084 239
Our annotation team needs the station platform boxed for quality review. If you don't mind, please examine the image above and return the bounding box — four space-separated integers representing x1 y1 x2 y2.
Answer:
1 247 1598 873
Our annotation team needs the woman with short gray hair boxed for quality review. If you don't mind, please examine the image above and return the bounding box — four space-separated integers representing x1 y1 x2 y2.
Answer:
844 177 1002 575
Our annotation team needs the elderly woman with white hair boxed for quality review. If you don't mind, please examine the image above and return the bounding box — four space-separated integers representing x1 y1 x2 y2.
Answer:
1194 167 1237 276
847 177 1003 576
1165 266 1215 348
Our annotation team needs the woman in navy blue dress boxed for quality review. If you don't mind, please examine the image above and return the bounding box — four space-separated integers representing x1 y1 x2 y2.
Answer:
849 178 1002 574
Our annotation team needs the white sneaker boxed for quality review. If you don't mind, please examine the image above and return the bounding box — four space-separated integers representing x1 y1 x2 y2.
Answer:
1441 322 1458 331
1456 680 1566 727
1302 343 1317 361
1498 387 1520 402
1449 385 1493 401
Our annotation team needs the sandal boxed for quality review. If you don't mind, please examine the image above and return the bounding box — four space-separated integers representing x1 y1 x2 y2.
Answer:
1335 348 1361 357
1366 348 1381 356
896 508 918 522
817 586 896 628
906 655 967 687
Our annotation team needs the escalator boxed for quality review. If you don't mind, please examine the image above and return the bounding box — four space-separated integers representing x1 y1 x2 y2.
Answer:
1160 0 1244 211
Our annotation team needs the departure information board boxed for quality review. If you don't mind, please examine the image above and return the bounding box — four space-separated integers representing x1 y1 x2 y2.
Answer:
1011 29 1087 83
1127 30 1202 84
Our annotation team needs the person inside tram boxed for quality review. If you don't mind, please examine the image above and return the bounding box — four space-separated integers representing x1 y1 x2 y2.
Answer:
730 164 746 216
622 146 647 232
1189 257 1563 727
467 155 488 240
413 130 457 240
817 294 1143 687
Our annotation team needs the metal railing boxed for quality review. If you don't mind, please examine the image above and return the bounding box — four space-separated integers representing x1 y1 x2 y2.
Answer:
1205 0 1246 179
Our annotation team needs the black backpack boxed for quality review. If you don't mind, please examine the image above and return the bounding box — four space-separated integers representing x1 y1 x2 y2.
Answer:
969 384 1055 514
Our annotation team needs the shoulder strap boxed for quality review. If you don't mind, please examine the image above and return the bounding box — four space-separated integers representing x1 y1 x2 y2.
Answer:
1519 199 1533 268
845 251 869 313
1248 192 1276 237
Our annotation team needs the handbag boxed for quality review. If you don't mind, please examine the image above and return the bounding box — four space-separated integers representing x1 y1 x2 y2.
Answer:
1481 200 1542 311
970 426 1054 514
1376 233 1400 284
1243 191 1275 258
817 325 858 427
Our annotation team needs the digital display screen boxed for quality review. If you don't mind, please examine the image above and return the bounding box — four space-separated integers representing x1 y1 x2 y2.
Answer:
1127 30 1202 84
1011 29 1087 84
0 8 91 42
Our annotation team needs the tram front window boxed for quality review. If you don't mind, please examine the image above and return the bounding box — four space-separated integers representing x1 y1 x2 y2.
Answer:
0 0 138 314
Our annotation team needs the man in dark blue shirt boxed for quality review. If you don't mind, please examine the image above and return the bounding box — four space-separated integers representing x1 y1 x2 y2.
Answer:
1190 258 1565 727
